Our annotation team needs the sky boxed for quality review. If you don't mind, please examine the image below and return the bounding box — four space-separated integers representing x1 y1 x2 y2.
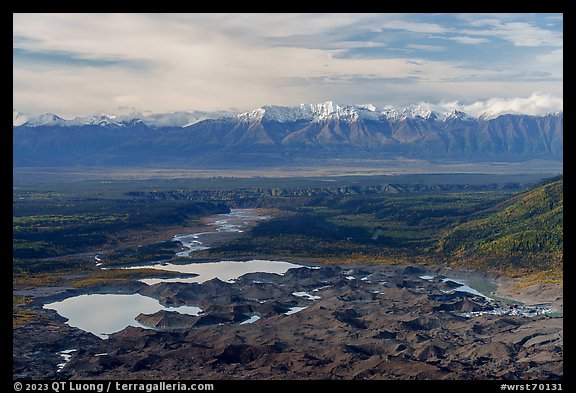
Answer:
13 13 563 118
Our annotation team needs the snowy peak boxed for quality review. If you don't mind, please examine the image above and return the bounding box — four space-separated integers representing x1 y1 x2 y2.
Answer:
235 101 480 124
307 101 341 119
73 111 226 128
306 101 380 121
381 107 403 121
145 110 236 127
86 114 122 127
444 110 476 122
13 111 29 126
403 105 437 120
237 105 314 123
237 101 382 123
120 118 147 128
14 103 561 128
13 110 235 128
381 105 438 121
21 113 70 127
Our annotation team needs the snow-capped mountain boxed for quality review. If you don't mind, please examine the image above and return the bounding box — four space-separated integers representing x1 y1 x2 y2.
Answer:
13 102 562 168
135 110 236 127
13 110 236 128
237 105 313 123
14 101 562 127
233 101 542 124
234 101 380 123
236 102 448 123
444 110 476 121
18 112 70 127
72 114 124 127
306 101 382 121
13 111 30 127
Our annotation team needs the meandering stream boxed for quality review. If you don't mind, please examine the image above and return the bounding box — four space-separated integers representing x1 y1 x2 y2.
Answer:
44 209 306 339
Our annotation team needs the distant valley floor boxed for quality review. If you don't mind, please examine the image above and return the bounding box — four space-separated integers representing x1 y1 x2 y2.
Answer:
13 159 563 183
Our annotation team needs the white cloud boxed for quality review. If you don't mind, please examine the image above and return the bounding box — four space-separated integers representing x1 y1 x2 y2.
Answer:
463 20 562 47
434 92 563 117
405 44 446 52
13 13 564 116
447 36 489 44
375 20 449 34
11 14 469 115
537 48 563 63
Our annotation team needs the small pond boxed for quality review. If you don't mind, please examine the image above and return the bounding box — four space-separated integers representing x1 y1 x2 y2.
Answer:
44 294 201 339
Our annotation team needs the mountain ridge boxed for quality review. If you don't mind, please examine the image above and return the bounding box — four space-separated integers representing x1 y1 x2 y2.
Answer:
13 102 563 168
13 101 563 128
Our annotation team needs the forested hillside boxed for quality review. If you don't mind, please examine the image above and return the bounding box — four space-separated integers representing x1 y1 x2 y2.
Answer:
438 176 563 271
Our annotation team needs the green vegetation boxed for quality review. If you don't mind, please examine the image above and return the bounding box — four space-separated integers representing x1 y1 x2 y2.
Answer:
201 176 563 279
13 295 44 328
511 268 563 287
13 257 93 276
13 173 562 287
13 214 123 258
438 177 563 271
13 192 229 261
101 241 181 265
203 191 514 262
68 268 194 288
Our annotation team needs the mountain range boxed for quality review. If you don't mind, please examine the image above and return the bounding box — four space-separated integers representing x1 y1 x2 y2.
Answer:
13 102 563 167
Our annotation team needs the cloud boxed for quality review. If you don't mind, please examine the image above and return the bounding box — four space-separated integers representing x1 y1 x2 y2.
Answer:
447 36 489 44
463 20 562 47
13 47 149 69
537 48 563 63
434 92 563 117
12 14 466 114
374 20 449 34
13 13 563 116
405 44 446 52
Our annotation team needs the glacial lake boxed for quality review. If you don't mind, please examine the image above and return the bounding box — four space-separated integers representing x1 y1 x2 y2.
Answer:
44 257 307 339
43 294 202 339
126 259 306 285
